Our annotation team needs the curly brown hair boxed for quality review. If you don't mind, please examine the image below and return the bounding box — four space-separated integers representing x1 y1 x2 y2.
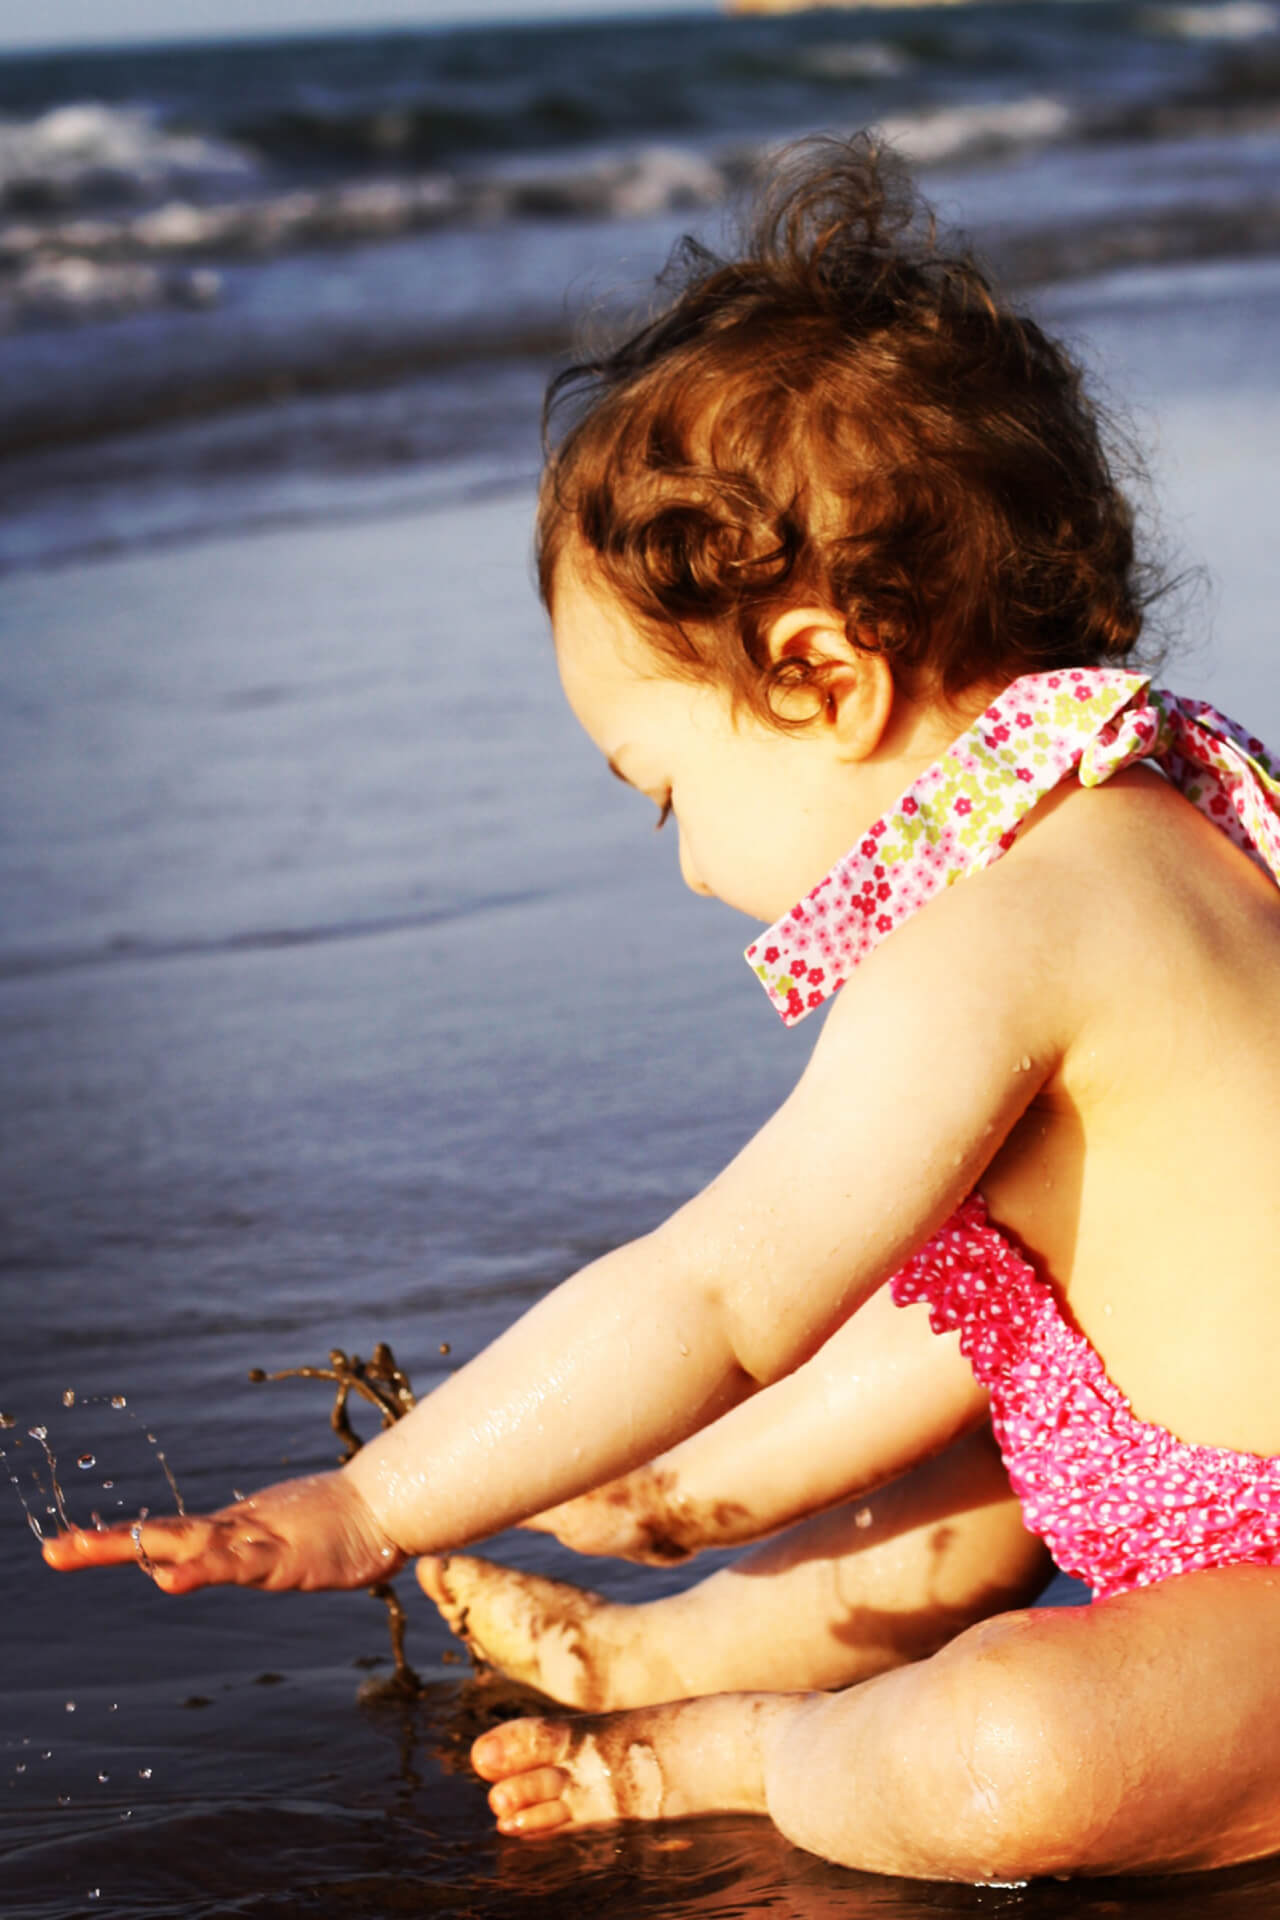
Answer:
538 135 1160 723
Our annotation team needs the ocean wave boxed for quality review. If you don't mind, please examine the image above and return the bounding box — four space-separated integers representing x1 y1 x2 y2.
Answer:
789 39 914 83
0 144 733 328
0 253 221 328
0 95 1072 322
0 102 259 214
1141 1 1278 39
224 85 675 172
877 95 1075 165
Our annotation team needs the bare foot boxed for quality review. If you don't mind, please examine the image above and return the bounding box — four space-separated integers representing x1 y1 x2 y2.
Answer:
417 1553 687 1709
470 1693 791 1838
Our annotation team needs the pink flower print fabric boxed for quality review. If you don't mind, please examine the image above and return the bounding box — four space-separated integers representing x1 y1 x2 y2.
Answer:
745 667 1280 1025
891 1196 1280 1600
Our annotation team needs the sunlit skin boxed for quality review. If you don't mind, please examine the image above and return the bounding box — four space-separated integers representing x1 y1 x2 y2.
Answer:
44 557 1280 1879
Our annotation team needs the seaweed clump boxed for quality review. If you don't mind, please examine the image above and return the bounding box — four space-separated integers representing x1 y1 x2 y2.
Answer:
249 1342 424 1698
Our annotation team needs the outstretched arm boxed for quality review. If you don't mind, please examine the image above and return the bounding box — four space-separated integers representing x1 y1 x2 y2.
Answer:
521 1285 988 1563
45 861 1058 1595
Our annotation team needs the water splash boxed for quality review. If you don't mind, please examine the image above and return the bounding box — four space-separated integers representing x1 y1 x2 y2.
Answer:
130 1507 157 1577
27 1426 72 1530
106 1397 187 1515
0 1428 46 1542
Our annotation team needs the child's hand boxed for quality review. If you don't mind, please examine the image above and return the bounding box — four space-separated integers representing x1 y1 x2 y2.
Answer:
522 1467 695 1565
40 1471 405 1595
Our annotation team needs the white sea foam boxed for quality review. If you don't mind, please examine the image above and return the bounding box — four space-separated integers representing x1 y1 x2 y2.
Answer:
0 146 728 325
0 102 258 213
795 40 912 81
1142 1 1278 37
878 96 1075 166
0 254 220 330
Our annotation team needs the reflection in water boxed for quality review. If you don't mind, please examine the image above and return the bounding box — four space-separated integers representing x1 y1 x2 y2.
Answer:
9 1656 1280 1920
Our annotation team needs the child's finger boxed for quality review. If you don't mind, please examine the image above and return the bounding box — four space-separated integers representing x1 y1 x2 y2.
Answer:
42 1523 161 1570
42 1511 276 1587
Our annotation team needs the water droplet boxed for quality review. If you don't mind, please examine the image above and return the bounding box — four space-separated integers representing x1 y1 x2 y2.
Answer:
15 1763 25 1774
379 1546 394 1560
854 1507 873 1529
65 1702 75 1713
438 1341 451 1356
145 1433 156 1446
1019 1054 1032 1071
28 1426 47 1442
138 1767 152 1781
120 1809 132 1820
61 1390 75 1409
41 1752 51 1762
0 1412 15 1429
45 1505 56 1516
97 1772 109 1783
88 1891 100 1902
77 1454 96 1470
90 1511 103 1530
56 1793 70 1807
109 1704 118 1712
232 1489 246 1502
101 1480 114 1490
677 1341 690 1357
110 1395 127 1410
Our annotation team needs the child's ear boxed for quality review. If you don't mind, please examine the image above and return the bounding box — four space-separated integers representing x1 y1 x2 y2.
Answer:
765 606 895 760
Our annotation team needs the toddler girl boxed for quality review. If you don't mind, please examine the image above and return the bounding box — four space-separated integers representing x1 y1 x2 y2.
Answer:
46 138 1280 1883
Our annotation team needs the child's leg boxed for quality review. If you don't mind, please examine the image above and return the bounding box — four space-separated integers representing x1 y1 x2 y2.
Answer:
419 1424 1051 1708
474 1563 1280 1878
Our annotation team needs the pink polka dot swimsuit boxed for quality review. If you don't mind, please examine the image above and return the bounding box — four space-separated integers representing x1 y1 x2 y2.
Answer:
892 1195 1280 1601
745 669 1280 1601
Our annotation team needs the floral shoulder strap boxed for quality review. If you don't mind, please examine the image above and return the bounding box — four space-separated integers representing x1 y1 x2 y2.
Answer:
746 667 1280 1027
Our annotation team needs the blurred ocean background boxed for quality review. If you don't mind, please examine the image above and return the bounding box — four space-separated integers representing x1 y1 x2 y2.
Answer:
2 3 1280 1917
2 0 1280 568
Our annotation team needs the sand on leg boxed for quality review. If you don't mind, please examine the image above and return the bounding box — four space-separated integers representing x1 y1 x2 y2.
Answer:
419 1423 1051 1707
475 1562 1280 1877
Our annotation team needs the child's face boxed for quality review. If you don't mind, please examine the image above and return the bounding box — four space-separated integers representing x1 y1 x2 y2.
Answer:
553 560 880 924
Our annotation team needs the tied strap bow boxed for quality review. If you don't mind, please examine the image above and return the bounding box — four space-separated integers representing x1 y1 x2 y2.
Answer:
1081 686 1280 875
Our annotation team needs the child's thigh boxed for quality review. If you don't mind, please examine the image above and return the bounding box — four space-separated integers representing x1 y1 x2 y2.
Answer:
767 1563 1280 1880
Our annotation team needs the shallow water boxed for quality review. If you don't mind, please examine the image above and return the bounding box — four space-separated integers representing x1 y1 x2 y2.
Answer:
2 260 1279 1914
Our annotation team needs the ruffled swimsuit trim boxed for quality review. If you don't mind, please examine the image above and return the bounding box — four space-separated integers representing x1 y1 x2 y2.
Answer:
891 1195 1280 1601
741 666 1280 1599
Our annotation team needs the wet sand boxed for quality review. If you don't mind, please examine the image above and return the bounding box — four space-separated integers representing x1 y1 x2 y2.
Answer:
2 256 1279 1918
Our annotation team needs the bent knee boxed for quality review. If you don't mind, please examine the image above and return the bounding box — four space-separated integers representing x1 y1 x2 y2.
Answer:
766 1609 1128 1882
930 1610 1127 1879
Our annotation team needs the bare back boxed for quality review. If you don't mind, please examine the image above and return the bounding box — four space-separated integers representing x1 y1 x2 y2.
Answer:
983 764 1280 1455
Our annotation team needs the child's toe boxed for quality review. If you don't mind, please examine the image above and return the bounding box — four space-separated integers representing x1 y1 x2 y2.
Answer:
489 1764 570 1818
496 1795 572 1837
472 1715 570 1780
